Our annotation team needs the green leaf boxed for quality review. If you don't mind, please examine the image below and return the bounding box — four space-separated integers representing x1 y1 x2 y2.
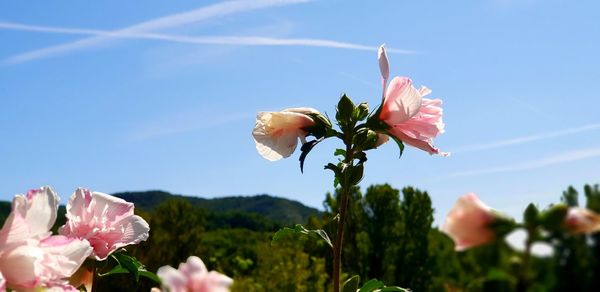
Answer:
489 216 517 237
349 164 364 186
343 275 360 292
388 134 405 158
336 94 356 129
138 270 162 284
334 177 340 188
299 138 323 173
102 252 161 284
524 203 539 227
358 279 384 292
357 279 409 292
378 287 409 292
271 224 333 248
112 253 142 282
354 151 367 165
540 204 568 231
334 149 346 157
325 163 344 188
354 103 369 121
98 265 129 277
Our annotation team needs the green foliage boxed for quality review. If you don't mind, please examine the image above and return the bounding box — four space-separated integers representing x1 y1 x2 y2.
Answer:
342 275 360 292
231 242 328 292
99 251 160 284
3 184 600 291
114 191 320 226
272 224 332 248
320 184 435 290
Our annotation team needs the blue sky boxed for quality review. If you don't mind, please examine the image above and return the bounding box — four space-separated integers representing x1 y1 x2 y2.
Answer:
1 0 599 224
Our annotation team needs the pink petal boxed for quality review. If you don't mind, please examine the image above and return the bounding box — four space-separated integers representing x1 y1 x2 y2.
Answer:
12 186 58 239
39 236 92 277
91 215 150 260
0 212 32 245
253 111 314 161
0 242 43 289
378 44 390 81
380 77 422 125
389 127 447 156
0 272 5 292
179 256 207 277
442 193 496 251
157 266 187 292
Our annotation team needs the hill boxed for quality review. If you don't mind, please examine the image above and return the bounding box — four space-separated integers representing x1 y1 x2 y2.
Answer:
113 190 320 225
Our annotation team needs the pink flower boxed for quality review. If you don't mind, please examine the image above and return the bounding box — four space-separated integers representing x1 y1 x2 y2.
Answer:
253 107 319 161
376 44 447 156
59 188 150 260
564 207 600 234
442 193 497 251
0 187 92 291
155 256 233 292
0 272 5 292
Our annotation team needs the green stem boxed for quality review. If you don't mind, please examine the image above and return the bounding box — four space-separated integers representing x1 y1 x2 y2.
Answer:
517 229 534 292
91 261 98 292
332 134 354 292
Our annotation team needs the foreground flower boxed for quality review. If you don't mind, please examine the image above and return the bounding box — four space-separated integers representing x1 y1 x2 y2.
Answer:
0 187 92 291
253 107 319 161
374 45 447 156
155 256 233 292
564 207 600 234
442 193 498 251
59 188 150 260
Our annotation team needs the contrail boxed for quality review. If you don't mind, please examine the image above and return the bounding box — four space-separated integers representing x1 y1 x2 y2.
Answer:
2 0 312 63
0 21 414 64
453 123 600 153
451 147 600 177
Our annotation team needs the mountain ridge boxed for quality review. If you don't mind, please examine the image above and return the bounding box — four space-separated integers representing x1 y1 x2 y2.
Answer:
113 190 321 225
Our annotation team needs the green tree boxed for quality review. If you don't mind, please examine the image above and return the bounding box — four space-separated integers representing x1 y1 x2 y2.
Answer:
133 198 206 270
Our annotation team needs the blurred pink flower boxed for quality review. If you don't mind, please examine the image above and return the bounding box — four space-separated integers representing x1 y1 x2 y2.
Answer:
59 188 150 260
253 107 318 161
442 193 497 251
565 207 600 234
0 272 5 292
0 187 92 291
156 256 233 292
376 44 447 156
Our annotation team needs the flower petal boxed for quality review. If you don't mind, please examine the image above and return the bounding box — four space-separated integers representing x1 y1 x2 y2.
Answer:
0 241 43 289
565 207 600 234
0 272 5 292
12 186 59 239
157 266 187 292
380 77 422 124
39 236 92 277
378 44 390 81
442 193 495 251
252 111 313 161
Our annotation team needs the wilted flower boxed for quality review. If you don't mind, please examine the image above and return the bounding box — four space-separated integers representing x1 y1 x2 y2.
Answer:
375 44 447 156
442 193 498 251
564 207 600 234
253 107 320 161
59 188 150 260
155 256 233 292
0 187 92 291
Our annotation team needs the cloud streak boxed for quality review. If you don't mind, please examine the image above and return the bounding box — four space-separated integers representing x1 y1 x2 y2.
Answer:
0 21 414 64
130 112 254 141
2 0 312 63
451 147 600 177
453 123 600 153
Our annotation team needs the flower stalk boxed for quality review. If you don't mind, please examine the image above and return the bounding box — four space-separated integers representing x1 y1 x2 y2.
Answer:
332 127 355 292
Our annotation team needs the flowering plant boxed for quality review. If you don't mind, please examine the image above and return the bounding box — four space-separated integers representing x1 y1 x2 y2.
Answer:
254 44 447 291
